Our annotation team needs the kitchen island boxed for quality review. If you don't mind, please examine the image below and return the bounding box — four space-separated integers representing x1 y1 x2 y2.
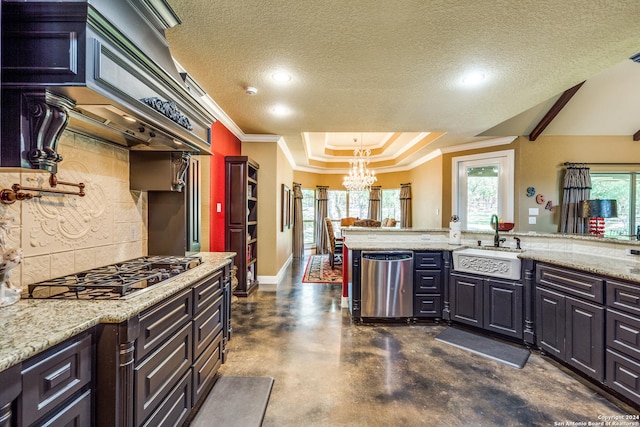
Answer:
343 227 640 409
0 252 235 427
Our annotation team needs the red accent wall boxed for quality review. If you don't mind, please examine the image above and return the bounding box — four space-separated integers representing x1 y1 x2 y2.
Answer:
209 121 241 251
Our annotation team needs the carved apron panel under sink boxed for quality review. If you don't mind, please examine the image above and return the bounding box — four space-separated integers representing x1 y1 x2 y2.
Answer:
452 248 522 280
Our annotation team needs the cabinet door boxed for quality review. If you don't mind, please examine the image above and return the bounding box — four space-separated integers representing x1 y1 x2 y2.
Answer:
535 287 565 358
566 296 604 382
484 279 523 339
450 273 483 327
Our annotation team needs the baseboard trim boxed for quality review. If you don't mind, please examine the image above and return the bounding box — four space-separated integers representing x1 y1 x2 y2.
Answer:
341 296 349 308
256 254 293 290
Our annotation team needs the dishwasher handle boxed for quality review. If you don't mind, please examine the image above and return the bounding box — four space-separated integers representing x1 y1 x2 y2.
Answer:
362 252 413 261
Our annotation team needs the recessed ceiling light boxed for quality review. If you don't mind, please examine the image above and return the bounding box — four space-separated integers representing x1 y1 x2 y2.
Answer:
272 71 292 83
462 72 485 85
272 105 290 116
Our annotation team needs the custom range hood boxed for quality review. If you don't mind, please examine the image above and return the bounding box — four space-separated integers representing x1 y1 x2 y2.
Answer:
1 0 216 173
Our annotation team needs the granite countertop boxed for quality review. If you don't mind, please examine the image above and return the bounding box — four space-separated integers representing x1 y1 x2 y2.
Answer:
0 252 235 372
520 249 640 283
345 238 640 283
344 241 463 251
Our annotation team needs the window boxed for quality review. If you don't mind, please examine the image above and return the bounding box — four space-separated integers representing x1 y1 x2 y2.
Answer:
381 189 401 227
297 188 402 242
590 173 633 237
452 150 514 230
302 188 315 244
326 190 370 230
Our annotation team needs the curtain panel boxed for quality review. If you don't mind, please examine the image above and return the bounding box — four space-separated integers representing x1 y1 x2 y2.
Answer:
315 186 329 254
368 186 381 220
560 163 591 234
400 183 412 228
292 183 304 259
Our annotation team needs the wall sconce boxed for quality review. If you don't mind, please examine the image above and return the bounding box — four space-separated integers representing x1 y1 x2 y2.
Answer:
579 199 618 237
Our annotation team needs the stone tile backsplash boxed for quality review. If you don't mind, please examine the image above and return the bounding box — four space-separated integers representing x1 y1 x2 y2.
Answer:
0 131 147 291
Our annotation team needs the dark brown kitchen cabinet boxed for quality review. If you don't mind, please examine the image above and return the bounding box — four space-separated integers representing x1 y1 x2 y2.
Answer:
450 272 483 327
96 266 230 427
414 252 444 318
225 156 259 297
535 263 604 382
450 272 523 339
12 331 94 427
606 279 640 404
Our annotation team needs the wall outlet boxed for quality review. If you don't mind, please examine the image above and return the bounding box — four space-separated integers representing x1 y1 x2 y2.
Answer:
421 234 431 240
216 203 222 213
627 248 640 256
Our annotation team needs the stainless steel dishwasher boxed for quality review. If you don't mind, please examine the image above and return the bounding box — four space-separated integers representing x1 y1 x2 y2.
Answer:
361 251 413 318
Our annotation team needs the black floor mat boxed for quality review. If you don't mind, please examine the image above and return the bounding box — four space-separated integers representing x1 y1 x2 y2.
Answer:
435 327 530 369
190 376 274 427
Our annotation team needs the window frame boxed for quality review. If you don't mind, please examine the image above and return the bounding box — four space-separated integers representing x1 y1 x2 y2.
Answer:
590 171 636 238
452 149 515 230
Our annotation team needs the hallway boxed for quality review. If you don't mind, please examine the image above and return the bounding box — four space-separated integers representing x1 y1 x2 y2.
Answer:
218 255 633 426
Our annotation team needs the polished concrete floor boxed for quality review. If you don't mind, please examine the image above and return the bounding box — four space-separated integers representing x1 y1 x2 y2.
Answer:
218 255 636 426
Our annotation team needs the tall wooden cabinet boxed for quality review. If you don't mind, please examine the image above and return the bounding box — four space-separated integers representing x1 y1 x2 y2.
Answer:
225 156 259 297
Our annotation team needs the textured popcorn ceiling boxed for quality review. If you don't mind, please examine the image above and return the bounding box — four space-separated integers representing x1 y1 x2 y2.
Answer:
165 0 640 172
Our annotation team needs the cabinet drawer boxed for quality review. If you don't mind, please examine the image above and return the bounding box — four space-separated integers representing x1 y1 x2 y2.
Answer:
193 331 223 404
414 295 442 318
536 264 604 303
607 280 640 316
141 371 192 427
38 389 91 427
606 348 640 404
137 288 192 362
414 270 442 294
193 270 223 314
21 333 92 427
135 322 192 427
607 308 640 359
414 252 442 269
193 292 223 360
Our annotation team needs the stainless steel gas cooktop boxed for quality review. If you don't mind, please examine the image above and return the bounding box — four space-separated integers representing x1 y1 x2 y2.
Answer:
28 255 202 300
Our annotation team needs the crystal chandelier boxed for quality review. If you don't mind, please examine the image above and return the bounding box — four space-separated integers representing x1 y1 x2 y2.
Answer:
343 137 377 191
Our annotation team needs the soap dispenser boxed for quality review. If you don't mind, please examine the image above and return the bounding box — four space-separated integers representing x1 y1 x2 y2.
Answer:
449 215 462 245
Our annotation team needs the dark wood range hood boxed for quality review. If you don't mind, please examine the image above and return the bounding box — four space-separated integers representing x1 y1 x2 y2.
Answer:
1 0 216 173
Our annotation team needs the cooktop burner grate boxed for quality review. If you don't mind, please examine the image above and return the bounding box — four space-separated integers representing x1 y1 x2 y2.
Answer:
28 255 202 300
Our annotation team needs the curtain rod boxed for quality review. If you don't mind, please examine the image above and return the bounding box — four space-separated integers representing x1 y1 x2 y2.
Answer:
564 162 640 166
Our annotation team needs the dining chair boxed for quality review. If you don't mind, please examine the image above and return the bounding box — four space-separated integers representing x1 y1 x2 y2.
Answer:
324 217 343 269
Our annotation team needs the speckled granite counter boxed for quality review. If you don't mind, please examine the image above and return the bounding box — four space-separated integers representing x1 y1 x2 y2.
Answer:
0 252 234 372
520 249 640 283
345 241 463 251
344 229 640 285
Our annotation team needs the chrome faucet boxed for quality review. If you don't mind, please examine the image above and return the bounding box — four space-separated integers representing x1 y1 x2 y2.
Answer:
490 214 501 247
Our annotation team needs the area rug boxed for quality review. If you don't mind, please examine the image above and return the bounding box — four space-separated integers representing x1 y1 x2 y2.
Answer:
190 376 274 427
435 327 530 369
302 254 343 284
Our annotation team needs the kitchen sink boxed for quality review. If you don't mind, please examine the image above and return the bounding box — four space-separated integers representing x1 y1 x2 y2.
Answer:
452 248 522 280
